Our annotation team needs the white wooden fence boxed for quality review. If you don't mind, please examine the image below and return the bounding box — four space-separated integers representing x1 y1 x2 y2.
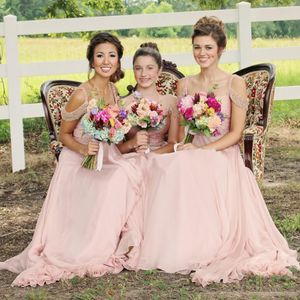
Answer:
0 2 300 172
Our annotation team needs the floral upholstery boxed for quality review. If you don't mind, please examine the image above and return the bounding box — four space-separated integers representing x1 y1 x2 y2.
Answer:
47 85 77 135
43 84 78 157
238 69 275 180
156 72 178 96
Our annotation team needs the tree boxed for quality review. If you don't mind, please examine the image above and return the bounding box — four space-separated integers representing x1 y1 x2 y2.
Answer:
138 1 179 38
188 0 296 9
2 0 46 21
46 0 124 19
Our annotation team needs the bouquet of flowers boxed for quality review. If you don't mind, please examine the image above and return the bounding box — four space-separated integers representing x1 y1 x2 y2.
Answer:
80 98 131 169
127 91 165 129
177 90 225 144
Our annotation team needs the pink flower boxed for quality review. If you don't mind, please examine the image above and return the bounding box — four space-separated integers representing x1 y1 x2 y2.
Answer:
106 104 119 118
193 102 206 117
180 95 194 109
109 127 116 138
114 119 122 129
206 97 221 112
98 110 111 123
184 107 194 121
136 98 151 117
149 110 159 120
207 115 222 131
137 120 148 128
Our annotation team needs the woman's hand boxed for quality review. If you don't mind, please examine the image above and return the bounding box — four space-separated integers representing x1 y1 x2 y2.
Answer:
135 144 149 153
133 130 149 151
177 143 198 151
85 140 99 155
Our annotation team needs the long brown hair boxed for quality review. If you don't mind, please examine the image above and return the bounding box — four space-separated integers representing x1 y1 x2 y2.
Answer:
86 32 125 82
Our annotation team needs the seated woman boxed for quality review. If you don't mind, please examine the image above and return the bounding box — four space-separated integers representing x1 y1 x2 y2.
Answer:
120 42 178 154
0 32 145 287
125 16 299 287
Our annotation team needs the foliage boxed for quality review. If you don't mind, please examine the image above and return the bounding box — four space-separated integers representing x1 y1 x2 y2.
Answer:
1 0 46 21
138 1 179 38
0 0 9 18
46 0 124 18
185 0 300 38
46 0 84 18
189 0 295 9
1 0 299 38
275 213 300 239
0 39 7 105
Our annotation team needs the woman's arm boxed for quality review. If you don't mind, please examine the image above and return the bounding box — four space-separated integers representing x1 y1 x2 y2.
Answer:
59 89 99 156
117 131 149 154
179 75 248 151
152 95 179 154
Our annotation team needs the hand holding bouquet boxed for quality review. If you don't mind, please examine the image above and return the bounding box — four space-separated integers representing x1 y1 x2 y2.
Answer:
127 91 165 130
178 90 225 144
127 91 166 153
80 98 131 169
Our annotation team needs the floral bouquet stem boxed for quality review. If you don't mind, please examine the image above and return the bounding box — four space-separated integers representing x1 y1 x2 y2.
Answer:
184 133 194 144
184 126 194 144
82 154 97 169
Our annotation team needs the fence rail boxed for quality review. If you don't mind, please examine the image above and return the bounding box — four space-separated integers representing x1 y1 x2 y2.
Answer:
0 2 300 172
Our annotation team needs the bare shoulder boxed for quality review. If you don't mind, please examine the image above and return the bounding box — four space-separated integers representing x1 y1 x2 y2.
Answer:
177 75 194 95
177 77 185 93
65 86 87 112
160 94 177 108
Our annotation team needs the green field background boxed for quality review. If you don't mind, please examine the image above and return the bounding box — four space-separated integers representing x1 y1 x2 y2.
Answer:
0 36 299 102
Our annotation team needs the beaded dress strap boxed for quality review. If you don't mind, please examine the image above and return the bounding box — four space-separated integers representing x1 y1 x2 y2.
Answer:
61 86 89 121
228 74 249 111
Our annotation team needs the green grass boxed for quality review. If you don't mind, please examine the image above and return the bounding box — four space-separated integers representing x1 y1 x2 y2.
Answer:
275 213 300 239
24 289 48 300
271 99 300 127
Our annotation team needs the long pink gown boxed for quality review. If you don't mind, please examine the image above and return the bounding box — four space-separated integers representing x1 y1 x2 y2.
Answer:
124 75 300 286
0 84 144 287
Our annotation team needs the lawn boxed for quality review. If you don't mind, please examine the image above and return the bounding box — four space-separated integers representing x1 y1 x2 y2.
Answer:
0 124 299 300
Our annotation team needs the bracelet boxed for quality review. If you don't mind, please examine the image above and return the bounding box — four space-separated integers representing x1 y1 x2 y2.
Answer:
144 147 150 154
173 143 180 152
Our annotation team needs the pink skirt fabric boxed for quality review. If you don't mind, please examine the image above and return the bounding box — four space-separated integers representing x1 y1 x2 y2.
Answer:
0 144 145 287
124 145 299 286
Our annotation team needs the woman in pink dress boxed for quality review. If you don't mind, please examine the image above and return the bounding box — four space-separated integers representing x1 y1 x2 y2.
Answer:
0 32 146 287
126 16 299 286
114 42 179 259
121 42 179 154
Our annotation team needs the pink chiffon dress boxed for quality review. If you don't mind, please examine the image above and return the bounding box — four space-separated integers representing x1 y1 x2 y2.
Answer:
0 83 144 287
124 75 299 286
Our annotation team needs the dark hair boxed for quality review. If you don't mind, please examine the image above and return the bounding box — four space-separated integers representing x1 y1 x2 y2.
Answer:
132 42 162 69
192 16 227 50
86 32 124 82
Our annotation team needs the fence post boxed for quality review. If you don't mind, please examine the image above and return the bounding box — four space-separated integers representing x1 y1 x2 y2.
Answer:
237 2 252 69
4 15 25 172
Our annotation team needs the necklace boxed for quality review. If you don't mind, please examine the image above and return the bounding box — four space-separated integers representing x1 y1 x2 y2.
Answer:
88 79 110 100
134 90 161 104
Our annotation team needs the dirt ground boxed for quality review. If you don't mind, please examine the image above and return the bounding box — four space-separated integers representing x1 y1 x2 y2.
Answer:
0 125 299 300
